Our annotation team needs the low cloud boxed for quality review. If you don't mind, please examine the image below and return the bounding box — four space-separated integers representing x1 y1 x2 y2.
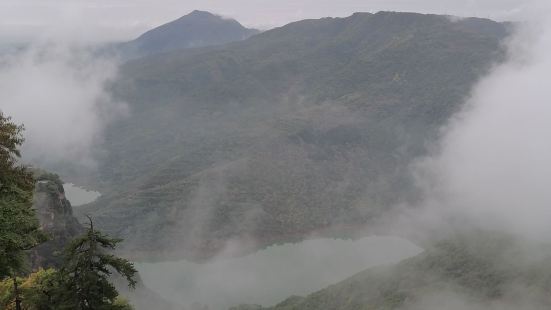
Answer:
387 1 551 245
0 43 126 168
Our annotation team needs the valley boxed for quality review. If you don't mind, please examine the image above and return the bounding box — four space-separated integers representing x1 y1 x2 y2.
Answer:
2 3 549 310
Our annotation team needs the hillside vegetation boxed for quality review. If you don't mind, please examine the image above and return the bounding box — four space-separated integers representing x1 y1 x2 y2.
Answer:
232 231 551 310
117 10 259 58
77 12 511 260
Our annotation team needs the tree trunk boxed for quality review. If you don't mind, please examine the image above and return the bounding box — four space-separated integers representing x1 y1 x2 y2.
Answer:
13 276 22 310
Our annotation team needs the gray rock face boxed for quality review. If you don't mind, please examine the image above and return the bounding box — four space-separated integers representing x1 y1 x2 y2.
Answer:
30 175 83 269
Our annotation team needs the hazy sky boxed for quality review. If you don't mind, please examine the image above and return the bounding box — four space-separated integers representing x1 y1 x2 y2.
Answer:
0 0 544 43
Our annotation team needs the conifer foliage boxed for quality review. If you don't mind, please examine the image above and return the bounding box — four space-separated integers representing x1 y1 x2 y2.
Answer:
51 217 137 309
0 112 45 278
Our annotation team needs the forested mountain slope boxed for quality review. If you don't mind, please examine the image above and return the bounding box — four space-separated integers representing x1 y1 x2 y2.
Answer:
117 10 259 58
78 12 511 260
232 232 551 310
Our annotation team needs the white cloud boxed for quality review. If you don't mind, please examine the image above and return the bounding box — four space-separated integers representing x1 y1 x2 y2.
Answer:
0 43 127 167
408 0 551 240
0 0 546 43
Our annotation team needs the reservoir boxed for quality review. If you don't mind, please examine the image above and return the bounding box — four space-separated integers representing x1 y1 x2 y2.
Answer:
136 236 422 310
63 183 101 206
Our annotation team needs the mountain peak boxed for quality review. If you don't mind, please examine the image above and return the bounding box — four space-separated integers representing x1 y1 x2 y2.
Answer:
120 10 259 58
172 10 231 25
188 10 217 17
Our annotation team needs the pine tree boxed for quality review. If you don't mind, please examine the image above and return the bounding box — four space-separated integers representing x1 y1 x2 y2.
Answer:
52 217 137 310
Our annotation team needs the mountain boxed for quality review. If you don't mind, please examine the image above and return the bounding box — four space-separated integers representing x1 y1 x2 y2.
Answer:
75 12 511 261
118 10 259 58
231 231 551 310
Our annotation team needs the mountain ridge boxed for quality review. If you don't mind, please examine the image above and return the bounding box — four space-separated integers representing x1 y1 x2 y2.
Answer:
118 10 259 58
75 11 511 261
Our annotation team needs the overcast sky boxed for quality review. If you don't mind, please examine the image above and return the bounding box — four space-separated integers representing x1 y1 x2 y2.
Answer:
0 0 545 43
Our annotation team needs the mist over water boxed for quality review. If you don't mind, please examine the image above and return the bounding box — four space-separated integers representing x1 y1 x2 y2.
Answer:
136 236 421 310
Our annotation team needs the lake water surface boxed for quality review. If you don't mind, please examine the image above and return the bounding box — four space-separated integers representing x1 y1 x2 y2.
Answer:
63 183 101 206
136 236 422 310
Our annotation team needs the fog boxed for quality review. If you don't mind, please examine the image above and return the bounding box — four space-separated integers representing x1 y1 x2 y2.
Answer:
0 43 126 168
405 2 551 241
0 0 546 42
2 1 551 309
136 236 421 310
404 288 551 310
374 2 551 309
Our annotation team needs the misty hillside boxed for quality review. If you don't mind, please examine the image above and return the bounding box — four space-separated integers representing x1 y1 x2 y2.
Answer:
232 231 551 310
118 10 259 58
76 12 510 261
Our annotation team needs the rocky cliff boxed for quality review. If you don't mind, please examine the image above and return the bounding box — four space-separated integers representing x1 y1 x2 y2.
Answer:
30 172 83 269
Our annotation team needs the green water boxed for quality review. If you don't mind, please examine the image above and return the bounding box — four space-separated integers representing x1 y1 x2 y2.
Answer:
63 183 101 206
136 236 422 310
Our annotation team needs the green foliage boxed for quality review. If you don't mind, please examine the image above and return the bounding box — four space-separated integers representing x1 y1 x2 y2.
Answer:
0 112 46 278
0 112 135 309
0 224 138 309
0 268 57 310
112 297 134 310
50 220 137 310
0 268 136 310
32 170 64 197
0 112 25 163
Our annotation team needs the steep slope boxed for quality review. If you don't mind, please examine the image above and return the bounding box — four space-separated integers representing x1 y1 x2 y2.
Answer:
232 232 551 310
30 172 83 268
118 10 259 58
78 12 511 260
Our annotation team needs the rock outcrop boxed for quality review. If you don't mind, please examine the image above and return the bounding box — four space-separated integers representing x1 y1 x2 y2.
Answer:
30 172 83 269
